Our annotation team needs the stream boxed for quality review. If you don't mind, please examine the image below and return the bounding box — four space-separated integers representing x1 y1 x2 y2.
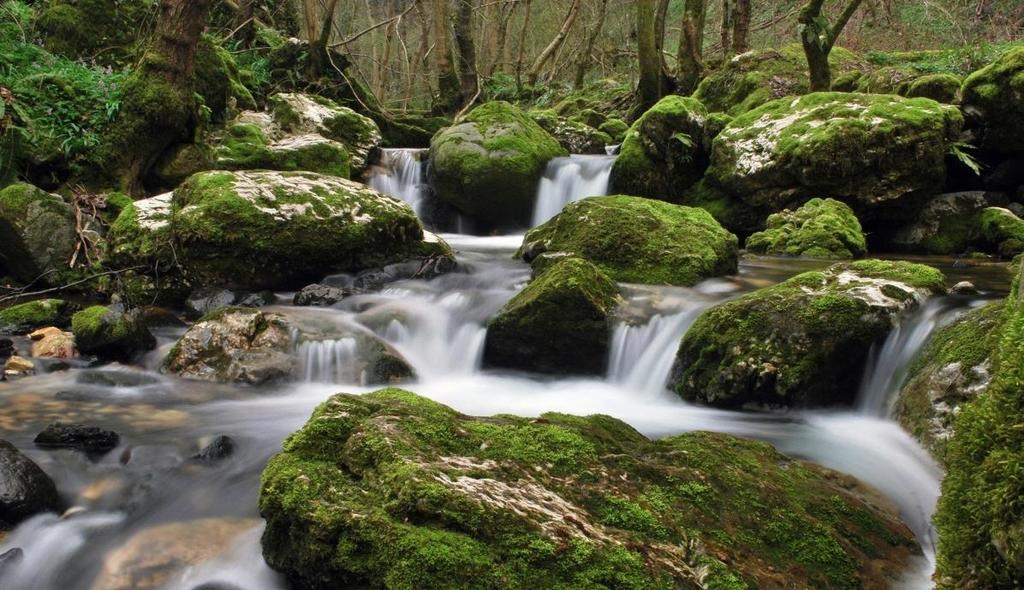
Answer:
0 152 1013 590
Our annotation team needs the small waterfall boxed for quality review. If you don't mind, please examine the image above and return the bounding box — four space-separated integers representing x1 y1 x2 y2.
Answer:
531 155 616 226
297 338 360 384
380 311 487 378
856 299 956 417
607 310 703 394
368 148 430 216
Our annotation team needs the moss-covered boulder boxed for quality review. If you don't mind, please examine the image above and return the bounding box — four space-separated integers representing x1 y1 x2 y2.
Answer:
935 263 1024 587
904 73 962 103
961 46 1024 154
72 305 156 362
194 36 257 122
976 207 1024 257
893 302 1003 464
171 170 424 290
429 101 566 228
670 260 946 408
0 299 76 335
881 191 1006 255
609 96 710 201
259 388 920 589
164 307 295 385
693 44 863 116
598 118 629 144
704 92 963 232
0 183 78 285
214 121 351 178
269 93 382 172
852 66 918 94
35 0 152 65
518 196 738 286
746 198 867 259
483 257 620 376
529 111 611 155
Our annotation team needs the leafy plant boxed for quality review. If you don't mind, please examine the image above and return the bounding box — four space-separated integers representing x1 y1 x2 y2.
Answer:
949 141 983 176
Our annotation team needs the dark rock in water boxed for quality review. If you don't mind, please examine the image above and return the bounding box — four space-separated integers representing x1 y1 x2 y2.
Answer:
76 370 161 388
293 284 349 307
71 305 156 362
949 281 979 296
186 288 276 317
0 440 61 529
193 436 235 463
0 338 13 359
34 422 121 454
413 255 459 280
352 268 394 292
0 546 24 575
192 583 242 590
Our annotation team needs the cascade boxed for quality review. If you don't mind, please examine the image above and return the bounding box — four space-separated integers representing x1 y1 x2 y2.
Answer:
367 148 430 216
531 155 616 226
607 310 705 394
296 337 361 384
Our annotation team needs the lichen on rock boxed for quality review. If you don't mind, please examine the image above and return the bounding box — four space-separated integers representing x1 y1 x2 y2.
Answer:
269 93 382 172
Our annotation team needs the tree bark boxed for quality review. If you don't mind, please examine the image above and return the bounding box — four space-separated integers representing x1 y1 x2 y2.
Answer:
148 0 214 81
310 0 339 77
720 0 733 57
237 0 255 48
573 0 609 88
453 0 477 106
433 0 461 112
798 0 864 91
731 0 751 54
527 0 581 87
676 0 706 94
637 0 663 110
514 0 531 92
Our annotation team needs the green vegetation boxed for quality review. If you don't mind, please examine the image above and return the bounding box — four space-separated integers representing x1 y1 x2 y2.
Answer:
71 304 155 360
0 298 76 334
746 198 867 259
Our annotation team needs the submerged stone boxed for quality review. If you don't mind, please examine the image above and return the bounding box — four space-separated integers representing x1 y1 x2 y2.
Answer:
259 388 920 589
34 422 120 454
745 198 867 259
670 260 946 408
518 195 738 286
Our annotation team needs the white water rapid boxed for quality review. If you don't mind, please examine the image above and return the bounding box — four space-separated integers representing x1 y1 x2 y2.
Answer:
367 148 430 216
531 154 616 226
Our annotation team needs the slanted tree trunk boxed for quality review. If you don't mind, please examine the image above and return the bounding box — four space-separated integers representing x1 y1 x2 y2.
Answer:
101 0 212 195
637 0 664 110
676 0 707 94
731 0 751 54
573 0 609 88
453 0 477 107
527 0 581 87
433 0 461 112
309 0 339 77
798 0 864 91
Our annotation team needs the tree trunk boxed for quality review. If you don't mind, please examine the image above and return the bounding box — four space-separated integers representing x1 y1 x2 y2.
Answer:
102 0 212 194
237 0 255 48
453 0 477 107
527 0 581 87
676 0 706 94
731 0 751 54
720 0 733 57
573 0 609 88
310 0 339 77
637 0 664 111
798 0 864 91
433 0 461 112
482 0 501 75
514 0 531 92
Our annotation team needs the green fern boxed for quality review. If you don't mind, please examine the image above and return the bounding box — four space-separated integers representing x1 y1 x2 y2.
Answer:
949 142 984 176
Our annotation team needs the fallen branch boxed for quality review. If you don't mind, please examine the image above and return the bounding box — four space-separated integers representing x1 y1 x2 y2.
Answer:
0 267 146 305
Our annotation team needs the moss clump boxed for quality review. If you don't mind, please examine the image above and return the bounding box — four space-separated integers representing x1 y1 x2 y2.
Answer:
483 257 621 376
893 302 1004 463
259 388 919 589
853 66 918 94
72 305 155 361
705 92 963 234
519 195 738 286
214 122 352 178
597 118 628 143
976 207 1024 258
0 299 76 335
670 260 945 408
0 183 78 285
935 263 1024 587
429 101 566 228
609 96 710 201
904 73 962 103
36 0 153 66
529 110 612 154
193 36 257 122
170 170 424 289
960 46 1024 153
694 44 863 116
746 198 867 259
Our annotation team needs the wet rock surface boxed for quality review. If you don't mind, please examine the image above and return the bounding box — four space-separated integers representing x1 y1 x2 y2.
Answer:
34 422 121 454
0 440 61 529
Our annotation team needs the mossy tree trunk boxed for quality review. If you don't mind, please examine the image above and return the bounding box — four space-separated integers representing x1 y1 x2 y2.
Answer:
100 0 212 195
798 0 864 91
237 0 256 48
676 0 707 94
637 0 665 111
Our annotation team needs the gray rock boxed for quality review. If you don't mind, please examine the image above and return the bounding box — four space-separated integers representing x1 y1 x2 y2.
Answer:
293 284 349 307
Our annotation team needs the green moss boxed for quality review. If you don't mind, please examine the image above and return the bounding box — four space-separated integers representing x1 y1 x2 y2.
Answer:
519 195 738 286
71 304 155 360
597 118 628 143
961 46 1024 153
0 183 78 285
0 299 76 334
259 389 919 589
671 260 945 407
194 36 257 122
904 73 962 103
746 198 866 259
610 96 710 201
976 207 1024 258
483 257 620 376
36 0 153 66
853 66 918 94
429 101 566 227
529 111 611 154
268 93 381 171
214 121 352 178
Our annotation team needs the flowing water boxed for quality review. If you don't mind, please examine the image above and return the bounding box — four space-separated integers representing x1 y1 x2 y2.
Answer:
0 156 1012 589
367 148 430 217
531 155 616 226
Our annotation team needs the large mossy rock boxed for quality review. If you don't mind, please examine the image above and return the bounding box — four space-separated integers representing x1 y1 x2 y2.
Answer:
704 92 962 233
935 264 1024 587
259 389 920 589
881 191 1007 255
170 170 424 290
269 93 382 172
483 257 620 376
976 207 1024 257
518 196 738 286
213 119 351 178
429 101 566 228
670 260 946 408
0 299 76 335
72 305 156 362
893 302 1003 464
610 96 711 201
164 307 296 385
0 440 61 530
0 183 78 285
961 47 1024 154
746 198 867 259
904 73 962 103
693 44 863 116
